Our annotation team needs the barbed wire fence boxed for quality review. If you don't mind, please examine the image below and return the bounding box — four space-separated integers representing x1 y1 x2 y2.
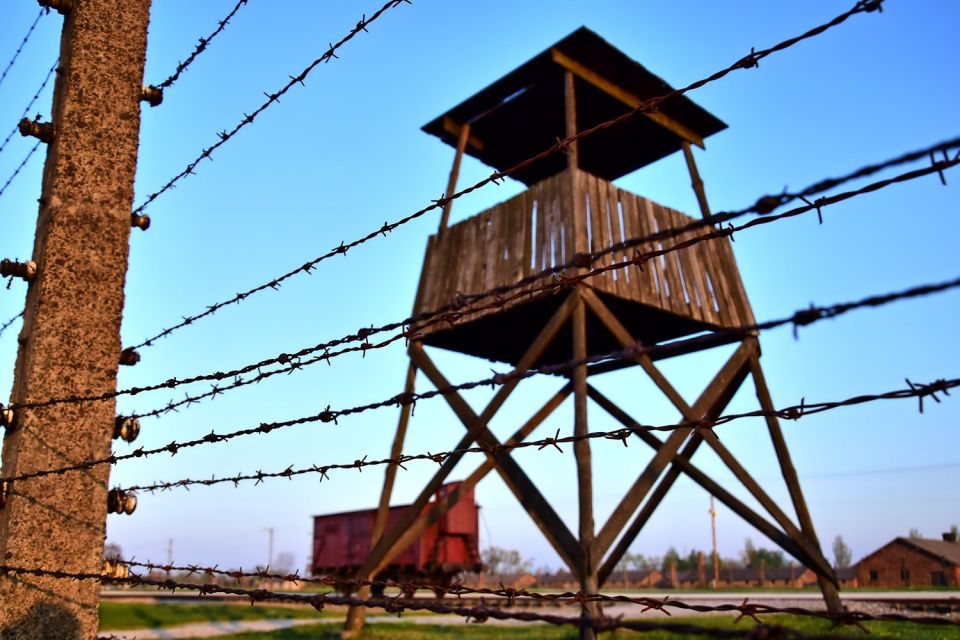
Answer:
0 8 48 91
1 0 957 638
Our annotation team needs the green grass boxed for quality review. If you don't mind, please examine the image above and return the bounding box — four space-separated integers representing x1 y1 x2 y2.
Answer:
98 602 327 631
177 615 960 640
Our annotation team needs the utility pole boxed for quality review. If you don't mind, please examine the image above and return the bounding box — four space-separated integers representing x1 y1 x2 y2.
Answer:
167 539 174 567
265 527 274 568
0 1 152 638
709 496 720 588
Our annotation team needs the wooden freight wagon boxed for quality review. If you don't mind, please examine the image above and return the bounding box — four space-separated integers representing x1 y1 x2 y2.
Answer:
311 482 480 595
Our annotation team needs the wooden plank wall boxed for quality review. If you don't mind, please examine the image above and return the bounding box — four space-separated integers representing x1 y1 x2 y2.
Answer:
415 169 749 333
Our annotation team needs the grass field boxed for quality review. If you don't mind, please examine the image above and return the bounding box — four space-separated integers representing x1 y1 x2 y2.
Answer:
98 602 327 631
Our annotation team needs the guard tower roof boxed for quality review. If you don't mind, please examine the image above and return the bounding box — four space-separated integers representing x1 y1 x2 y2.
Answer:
422 27 727 186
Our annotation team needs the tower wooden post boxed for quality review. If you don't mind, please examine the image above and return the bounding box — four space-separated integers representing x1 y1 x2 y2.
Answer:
0 1 152 637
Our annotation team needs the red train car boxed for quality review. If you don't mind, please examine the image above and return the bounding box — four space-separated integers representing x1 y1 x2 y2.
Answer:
311 482 480 594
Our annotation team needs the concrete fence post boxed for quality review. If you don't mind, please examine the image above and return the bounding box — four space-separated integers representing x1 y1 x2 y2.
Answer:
0 0 152 637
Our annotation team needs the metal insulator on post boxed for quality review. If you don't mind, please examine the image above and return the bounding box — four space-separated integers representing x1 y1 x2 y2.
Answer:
0 259 37 283
0 406 15 432
119 347 140 366
141 85 163 107
131 213 151 231
37 0 74 14
107 488 137 515
113 416 140 443
18 118 54 144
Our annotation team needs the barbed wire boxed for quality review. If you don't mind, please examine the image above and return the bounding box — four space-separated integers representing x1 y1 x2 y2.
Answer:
0 140 41 200
128 131 959 358
14 142 954 418
109 558 960 629
126 0 885 349
114 376 959 494
132 0 409 215
3 298 954 489
0 58 58 157
0 9 46 91
108 150 959 419
152 0 250 92
0 312 23 339
0 564 888 639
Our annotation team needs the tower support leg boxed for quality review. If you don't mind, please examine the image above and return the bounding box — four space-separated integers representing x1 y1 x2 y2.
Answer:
747 345 842 612
571 289 600 639
344 362 417 637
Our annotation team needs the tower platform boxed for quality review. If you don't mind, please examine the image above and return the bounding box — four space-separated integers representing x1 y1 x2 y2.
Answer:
413 167 754 366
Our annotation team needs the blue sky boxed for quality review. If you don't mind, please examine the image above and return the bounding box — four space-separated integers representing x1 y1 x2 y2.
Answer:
1 1 957 576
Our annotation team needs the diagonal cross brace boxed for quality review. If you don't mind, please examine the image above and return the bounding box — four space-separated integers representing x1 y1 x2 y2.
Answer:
589 326 756 557
357 292 580 580
588 385 836 584
412 346 586 572
365 385 572 580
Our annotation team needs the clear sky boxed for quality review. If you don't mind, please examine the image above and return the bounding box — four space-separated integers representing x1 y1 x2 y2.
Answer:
0 1 957 576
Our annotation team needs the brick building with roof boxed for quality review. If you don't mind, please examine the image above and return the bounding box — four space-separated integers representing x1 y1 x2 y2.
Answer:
855 533 960 588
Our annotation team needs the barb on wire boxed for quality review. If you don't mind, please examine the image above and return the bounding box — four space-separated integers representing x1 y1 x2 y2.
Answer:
0 312 23 339
111 376 960 495
133 0 408 215
111 558 960 629
0 563 883 640
127 0 883 349
0 9 46 91
12 148 955 419
0 140 41 199
152 0 250 91
4 307 955 489
0 58 58 156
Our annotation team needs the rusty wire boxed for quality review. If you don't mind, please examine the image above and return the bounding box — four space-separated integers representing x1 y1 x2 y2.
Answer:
0 9 47 91
127 0 885 350
13 144 955 418
2 316 954 489
110 558 960 629
0 312 22 339
152 0 251 92
113 377 959 494
0 140 41 200
0 58 58 157
0 564 888 639
132 0 409 215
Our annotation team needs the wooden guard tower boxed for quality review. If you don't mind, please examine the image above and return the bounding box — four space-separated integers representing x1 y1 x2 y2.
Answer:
345 28 841 637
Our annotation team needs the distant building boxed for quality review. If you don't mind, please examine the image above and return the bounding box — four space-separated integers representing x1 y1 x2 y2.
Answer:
668 565 816 589
834 566 859 589
855 533 960 588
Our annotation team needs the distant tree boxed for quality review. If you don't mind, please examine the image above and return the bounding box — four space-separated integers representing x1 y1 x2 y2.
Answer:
908 528 924 540
754 548 785 569
741 537 785 569
661 546 681 572
273 552 296 576
482 546 532 575
615 551 648 573
614 552 648 583
832 535 852 569
103 541 123 561
950 524 959 540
